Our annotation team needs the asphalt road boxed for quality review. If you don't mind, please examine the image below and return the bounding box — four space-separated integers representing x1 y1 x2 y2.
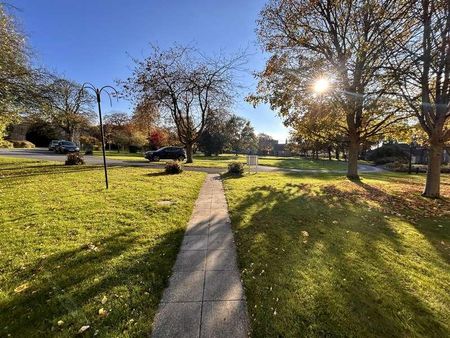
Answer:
0 148 383 174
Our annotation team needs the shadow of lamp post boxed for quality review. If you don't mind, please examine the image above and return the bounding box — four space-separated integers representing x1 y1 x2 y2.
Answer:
81 83 118 189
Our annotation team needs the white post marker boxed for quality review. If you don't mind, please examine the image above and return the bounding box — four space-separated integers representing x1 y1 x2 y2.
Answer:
247 154 258 173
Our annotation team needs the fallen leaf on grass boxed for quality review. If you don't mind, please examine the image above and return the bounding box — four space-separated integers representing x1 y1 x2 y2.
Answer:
14 283 29 293
78 325 90 334
86 243 99 252
101 295 107 304
157 200 173 206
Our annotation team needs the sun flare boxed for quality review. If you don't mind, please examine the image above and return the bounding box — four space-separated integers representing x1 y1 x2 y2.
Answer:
313 78 331 94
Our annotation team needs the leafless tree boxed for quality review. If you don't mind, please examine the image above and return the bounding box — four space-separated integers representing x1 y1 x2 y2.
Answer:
121 45 244 163
42 77 95 142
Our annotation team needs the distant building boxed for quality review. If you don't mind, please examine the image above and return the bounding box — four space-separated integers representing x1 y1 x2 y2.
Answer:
384 142 450 164
411 146 450 164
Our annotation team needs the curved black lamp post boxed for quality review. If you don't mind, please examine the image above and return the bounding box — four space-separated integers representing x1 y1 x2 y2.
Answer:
81 83 118 189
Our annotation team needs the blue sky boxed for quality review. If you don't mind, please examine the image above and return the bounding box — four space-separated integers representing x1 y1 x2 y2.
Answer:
12 0 290 142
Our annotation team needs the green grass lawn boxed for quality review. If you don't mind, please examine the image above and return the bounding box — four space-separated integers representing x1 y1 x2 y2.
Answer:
187 154 351 171
223 172 450 337
257 156 349 171
92 150 145 162
94 151 352 171
0 157 206 337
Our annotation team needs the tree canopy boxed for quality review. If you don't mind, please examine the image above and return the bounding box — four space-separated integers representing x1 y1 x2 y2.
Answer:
121 44 244 163
0 5 45 140
390 0 450 197
251 0 413 178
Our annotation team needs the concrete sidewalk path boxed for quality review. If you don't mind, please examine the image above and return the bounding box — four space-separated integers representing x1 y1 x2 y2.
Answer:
152 174 249 338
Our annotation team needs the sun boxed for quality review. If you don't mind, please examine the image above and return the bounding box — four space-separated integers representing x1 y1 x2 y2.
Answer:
313 78 330 94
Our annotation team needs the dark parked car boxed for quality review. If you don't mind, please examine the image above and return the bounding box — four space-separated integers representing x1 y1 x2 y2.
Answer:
145 147 186 162
54 141 80 154
48 140 60 151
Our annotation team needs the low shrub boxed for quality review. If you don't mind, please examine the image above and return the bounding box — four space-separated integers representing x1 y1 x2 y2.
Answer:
84 144 94 155
366 143 408 164
227 161 245 175
373 156 408 165
384 161 404 170
11 140 35 148
65 152 85 165
384 162 450 173
165 161 183 174
129 145 141 153
0 139 13 148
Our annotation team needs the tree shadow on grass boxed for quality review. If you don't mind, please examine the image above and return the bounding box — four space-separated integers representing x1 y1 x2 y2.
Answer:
278 171 346 181
351 179 450 263
146 172 169 177
194 155 239 161
0 228 185 337
0 164 102 180
220 172 244 180
224 178 449 337
262 157 347 171
0 164 58 172
121 160 150 165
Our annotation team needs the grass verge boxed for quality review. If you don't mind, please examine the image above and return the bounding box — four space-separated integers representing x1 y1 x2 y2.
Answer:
95 151 353 171
0 156 206 337
224 172 450 337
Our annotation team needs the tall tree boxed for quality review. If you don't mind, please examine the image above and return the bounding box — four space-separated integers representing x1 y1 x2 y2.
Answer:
104 112 130 151
131 100 159 140
289 103 342 159
391 0 450 198
257 133 275 155
252 0 411 179
122 45 242 163
0 5 45 140
42 77 95 141
228 117 258 154
197 110 232 156
148 128 169 150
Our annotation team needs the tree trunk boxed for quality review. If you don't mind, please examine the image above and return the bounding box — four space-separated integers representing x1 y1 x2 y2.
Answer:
347 138 359 180
186 143 193 163
335 148 340 160
423 142 443 198
327 147 332 161
68 127 76 142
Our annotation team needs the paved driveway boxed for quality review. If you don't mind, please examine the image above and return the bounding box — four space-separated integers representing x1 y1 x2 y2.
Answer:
0 148 383 174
